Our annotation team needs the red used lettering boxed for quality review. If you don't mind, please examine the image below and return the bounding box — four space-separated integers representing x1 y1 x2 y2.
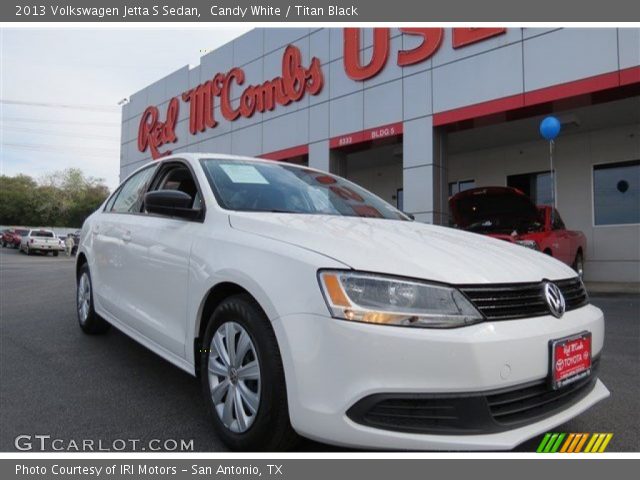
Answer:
344 27 506 81
397 28 444 66
343 28 390 81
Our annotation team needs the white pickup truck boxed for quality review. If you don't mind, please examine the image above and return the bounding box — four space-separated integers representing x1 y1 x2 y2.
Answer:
20 229 64 256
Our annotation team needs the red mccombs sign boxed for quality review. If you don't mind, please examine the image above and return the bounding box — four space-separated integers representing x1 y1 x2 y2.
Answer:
138 28 506 159
138 45 323 159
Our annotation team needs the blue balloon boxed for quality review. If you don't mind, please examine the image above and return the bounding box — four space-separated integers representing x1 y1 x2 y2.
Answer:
540 116 561 140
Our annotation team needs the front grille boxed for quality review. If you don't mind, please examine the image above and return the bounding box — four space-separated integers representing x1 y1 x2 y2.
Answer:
459 277 588 321
346 357 599 435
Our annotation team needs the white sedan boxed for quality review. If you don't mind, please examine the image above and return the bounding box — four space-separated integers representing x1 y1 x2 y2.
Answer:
75 154 609 451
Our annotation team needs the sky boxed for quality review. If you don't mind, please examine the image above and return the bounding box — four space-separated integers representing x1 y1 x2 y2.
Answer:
0 27 249 190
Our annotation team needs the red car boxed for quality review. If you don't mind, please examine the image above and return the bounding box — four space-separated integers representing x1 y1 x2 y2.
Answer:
449 187 586 277
1 227 30 249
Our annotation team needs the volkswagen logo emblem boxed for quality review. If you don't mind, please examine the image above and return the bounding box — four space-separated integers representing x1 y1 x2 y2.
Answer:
544 282 566 318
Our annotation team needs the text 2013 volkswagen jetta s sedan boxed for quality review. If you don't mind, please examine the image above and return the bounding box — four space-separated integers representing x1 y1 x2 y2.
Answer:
76 154 609 451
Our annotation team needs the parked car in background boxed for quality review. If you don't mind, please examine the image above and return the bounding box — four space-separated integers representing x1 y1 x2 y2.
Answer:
449 186 587 277
75 154 607 451
1 229 10 247
20 229 64 256
2 227 30 248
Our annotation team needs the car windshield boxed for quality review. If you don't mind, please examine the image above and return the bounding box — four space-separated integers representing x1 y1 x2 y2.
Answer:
16 229 29 236
201 159 408 220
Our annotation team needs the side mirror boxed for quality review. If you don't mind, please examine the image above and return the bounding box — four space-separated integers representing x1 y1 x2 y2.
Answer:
403 211 415 221
144 190 201 220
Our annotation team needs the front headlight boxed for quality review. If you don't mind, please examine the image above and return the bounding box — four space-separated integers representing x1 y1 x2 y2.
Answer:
318 271 483 328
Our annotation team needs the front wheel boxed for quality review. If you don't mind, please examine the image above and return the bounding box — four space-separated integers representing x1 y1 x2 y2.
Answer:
76 264 110 334
201 294 298 451
572 252 585 279
53 251 59 257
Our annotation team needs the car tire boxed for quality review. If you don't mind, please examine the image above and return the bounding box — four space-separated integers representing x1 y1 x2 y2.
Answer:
1 241 5 247
572 252 585 279
53 251 59 257
201 294 298 451
76 264 110 335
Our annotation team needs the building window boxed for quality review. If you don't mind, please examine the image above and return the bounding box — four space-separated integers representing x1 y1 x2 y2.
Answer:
507 171 552 205
396 189 404 211
593 160 640 225
448 179 475 196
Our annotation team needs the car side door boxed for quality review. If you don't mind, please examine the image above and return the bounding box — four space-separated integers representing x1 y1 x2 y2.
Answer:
90 164 158 324
118 160 204 359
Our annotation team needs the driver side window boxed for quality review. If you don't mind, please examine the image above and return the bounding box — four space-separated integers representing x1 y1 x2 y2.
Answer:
146 163 203 212
109 166 157 214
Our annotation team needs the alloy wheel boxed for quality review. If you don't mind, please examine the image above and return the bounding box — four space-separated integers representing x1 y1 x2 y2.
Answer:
77 273 91 324
208 321 261 433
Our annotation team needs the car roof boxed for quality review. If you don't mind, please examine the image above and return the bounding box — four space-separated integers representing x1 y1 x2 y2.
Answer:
125 153 327 184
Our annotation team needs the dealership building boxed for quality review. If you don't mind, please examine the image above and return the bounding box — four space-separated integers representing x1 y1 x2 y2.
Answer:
120 28 640 283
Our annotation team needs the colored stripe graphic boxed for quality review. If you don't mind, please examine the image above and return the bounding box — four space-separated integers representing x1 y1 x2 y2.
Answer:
598 434 613 453
560 433 575 453
536 433 566 453
584 433 598 453
550 433 566 453
537 433 613 453
574 433 590 453
568 433 583 452
536 433 552 453
585 433 614 453
543 433 558 453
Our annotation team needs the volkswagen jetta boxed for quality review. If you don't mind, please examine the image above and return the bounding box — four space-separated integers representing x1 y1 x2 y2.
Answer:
76 154 609 451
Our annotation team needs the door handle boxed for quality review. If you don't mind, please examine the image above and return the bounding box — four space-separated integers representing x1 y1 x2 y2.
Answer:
122 231 132 243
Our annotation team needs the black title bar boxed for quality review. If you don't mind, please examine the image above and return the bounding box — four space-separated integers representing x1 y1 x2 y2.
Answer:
3 0 640 22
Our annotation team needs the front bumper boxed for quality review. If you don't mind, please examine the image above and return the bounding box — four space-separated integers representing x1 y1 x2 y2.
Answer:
272 304 609 450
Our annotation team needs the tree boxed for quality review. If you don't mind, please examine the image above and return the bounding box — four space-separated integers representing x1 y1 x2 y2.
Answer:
0 169 110 227
0 175 39 226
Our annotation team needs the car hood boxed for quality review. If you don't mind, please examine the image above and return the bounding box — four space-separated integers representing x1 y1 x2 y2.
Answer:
228 212 576 284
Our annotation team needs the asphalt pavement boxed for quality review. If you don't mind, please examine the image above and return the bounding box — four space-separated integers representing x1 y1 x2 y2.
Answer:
0 246 638 452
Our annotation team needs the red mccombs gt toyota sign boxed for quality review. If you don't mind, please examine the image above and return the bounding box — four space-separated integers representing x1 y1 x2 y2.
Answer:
137 28 506 159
